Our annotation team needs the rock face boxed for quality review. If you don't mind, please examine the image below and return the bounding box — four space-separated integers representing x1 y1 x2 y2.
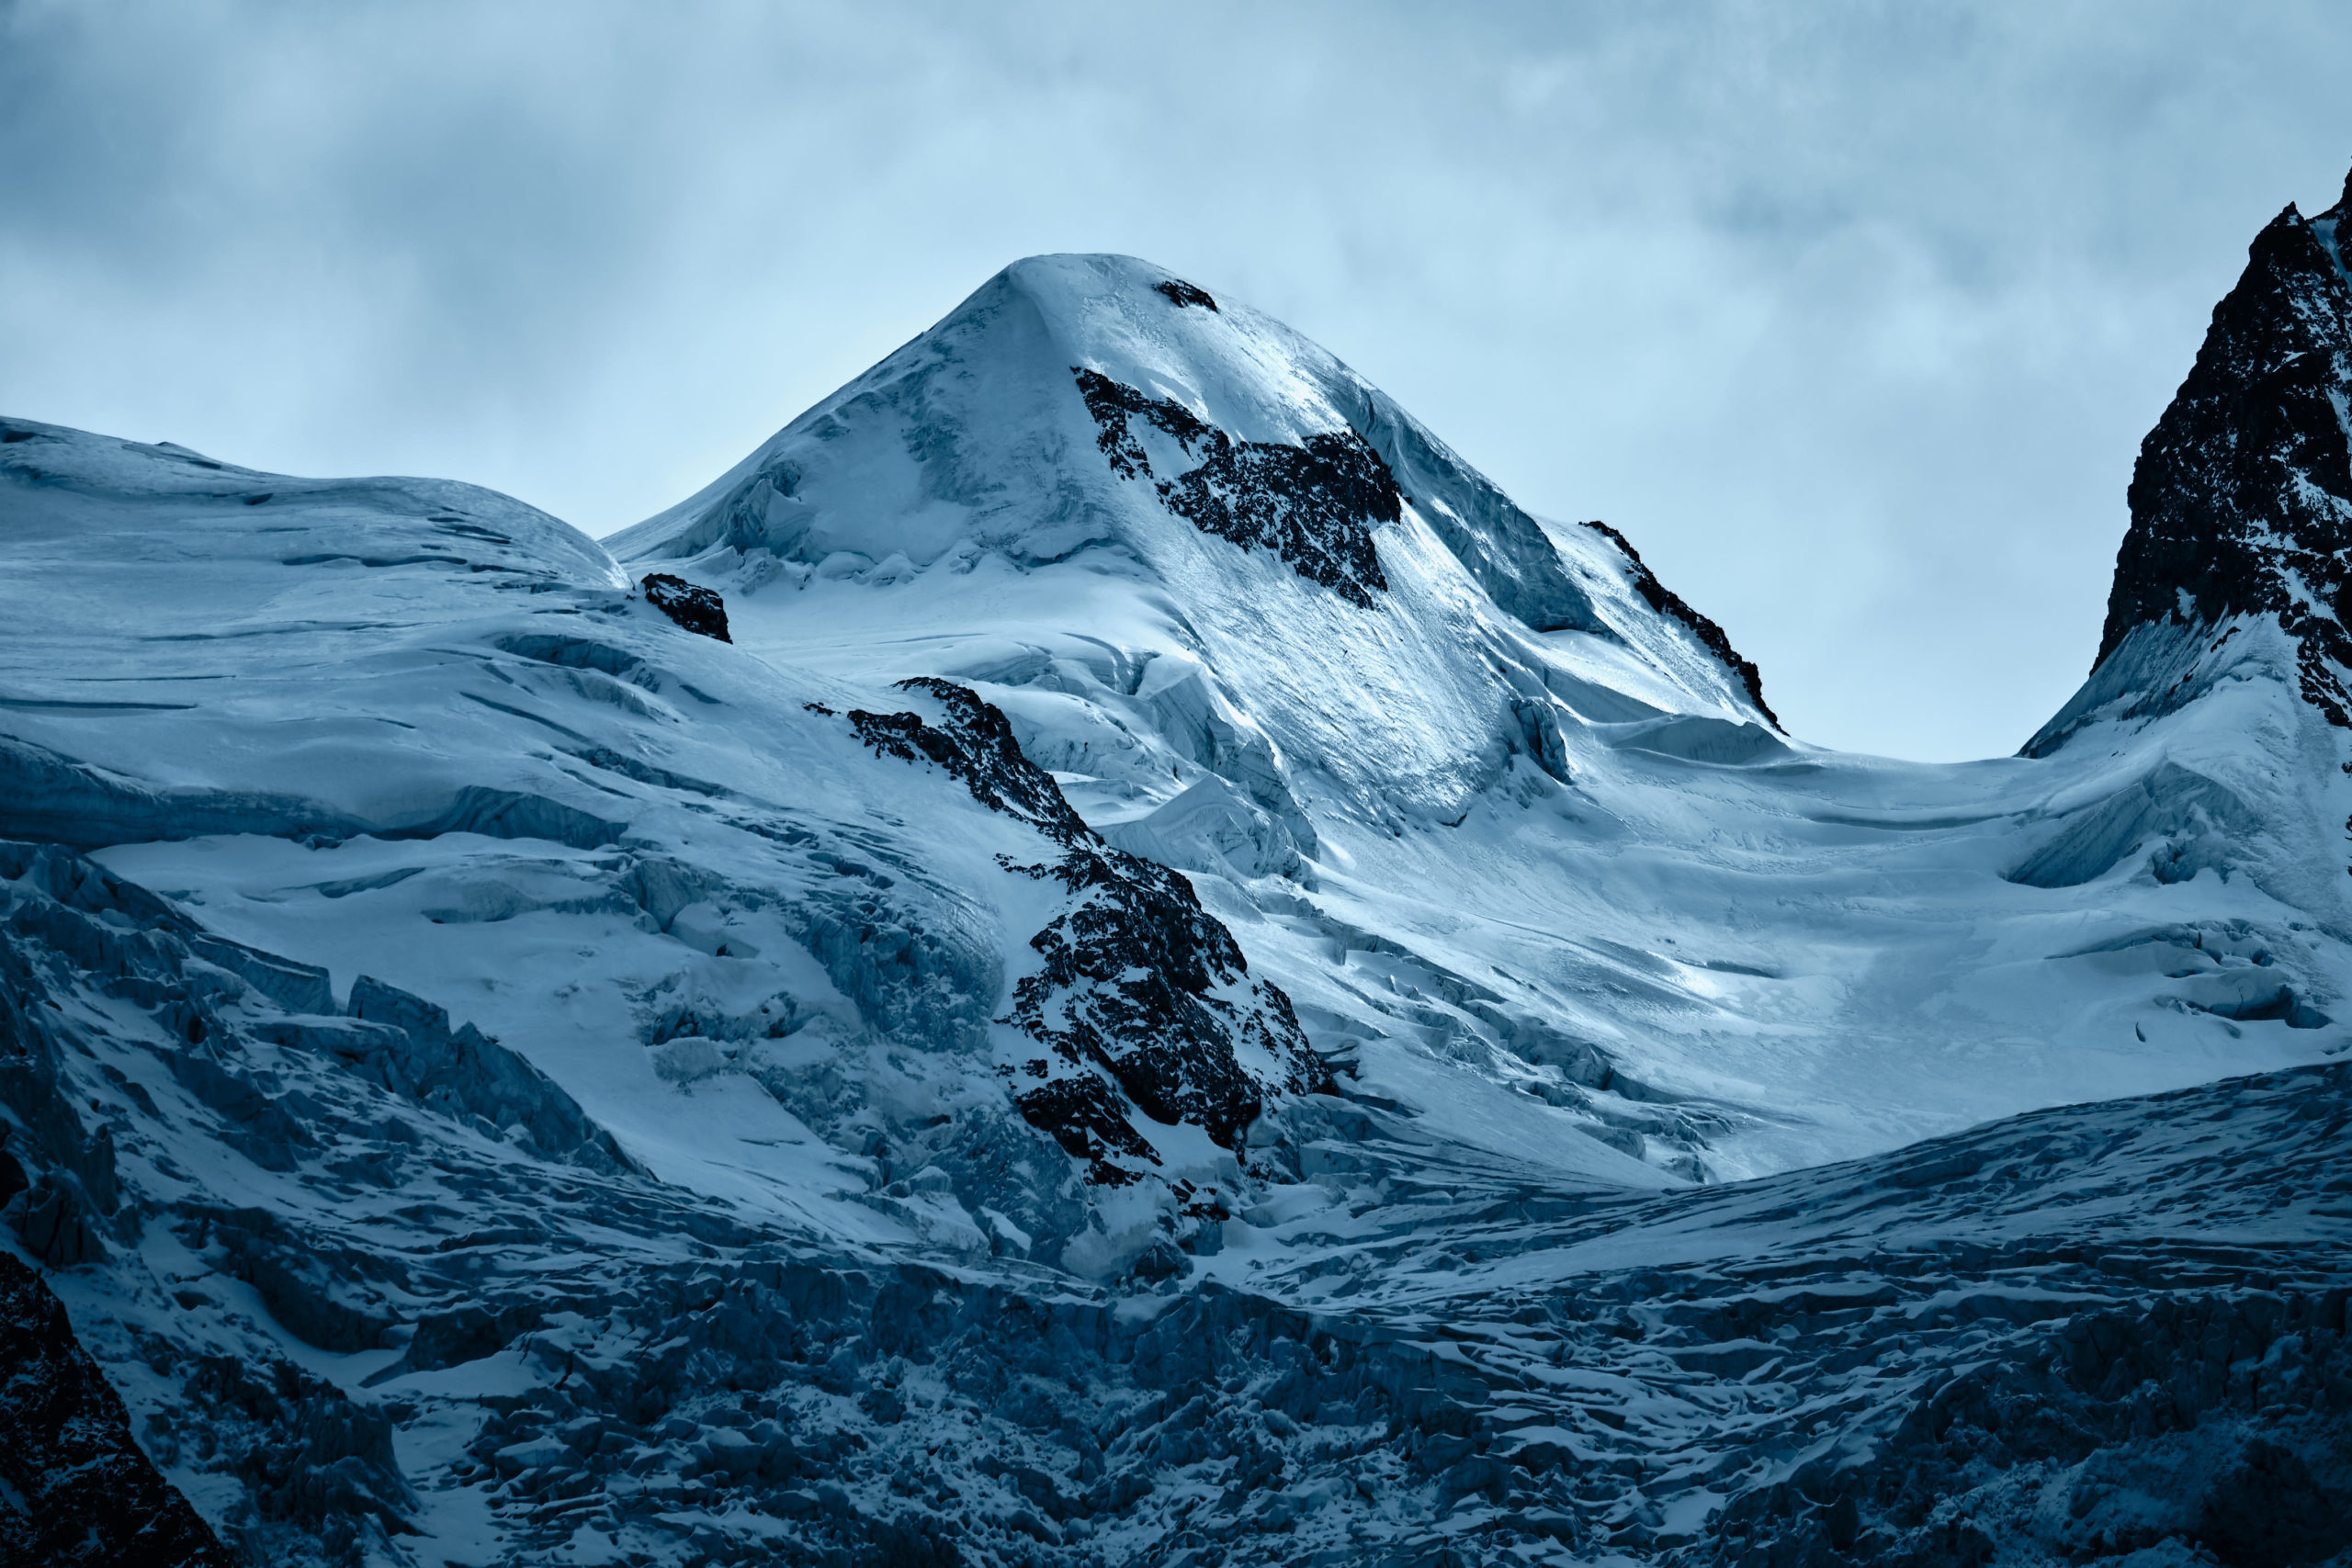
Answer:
2093 168 2352 727
1152 277 1218 311
640 570 731 640
1073 366 1401 608
0 1252 232 1566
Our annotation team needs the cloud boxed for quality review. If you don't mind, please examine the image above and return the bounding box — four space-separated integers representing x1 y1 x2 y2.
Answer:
3 0 2347 758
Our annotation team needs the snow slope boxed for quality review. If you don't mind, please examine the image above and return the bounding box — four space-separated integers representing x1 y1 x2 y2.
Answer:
0 414 1337 1277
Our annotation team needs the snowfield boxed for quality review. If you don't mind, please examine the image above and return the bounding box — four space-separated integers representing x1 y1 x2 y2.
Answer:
4 203 2351 1566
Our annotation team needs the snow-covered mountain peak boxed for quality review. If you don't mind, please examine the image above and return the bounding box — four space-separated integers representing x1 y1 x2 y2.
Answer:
9 199 2352 1567
593 243 2352 1203
609 252 1790 934
614 253 1769 718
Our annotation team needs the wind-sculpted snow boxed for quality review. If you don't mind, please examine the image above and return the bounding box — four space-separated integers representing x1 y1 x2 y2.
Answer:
0 731 370 851
2004 761 2269 892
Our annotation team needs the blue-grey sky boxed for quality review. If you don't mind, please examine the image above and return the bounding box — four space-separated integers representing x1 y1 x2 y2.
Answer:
5 1 2348 760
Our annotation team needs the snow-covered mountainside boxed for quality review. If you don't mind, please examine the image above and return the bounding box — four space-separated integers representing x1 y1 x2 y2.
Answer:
2 175 2349 1567
612 251 2351 1183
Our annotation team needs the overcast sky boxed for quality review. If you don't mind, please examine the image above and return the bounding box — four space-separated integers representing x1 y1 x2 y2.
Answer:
5 2 2348 760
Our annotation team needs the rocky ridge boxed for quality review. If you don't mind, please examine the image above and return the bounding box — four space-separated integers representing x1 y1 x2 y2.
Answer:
1578 519 1777 728
2052 170 2352 745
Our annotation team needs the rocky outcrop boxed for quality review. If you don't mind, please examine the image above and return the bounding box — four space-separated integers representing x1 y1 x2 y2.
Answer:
640 571 731 641
1074 367 1399 607
1581 519 1778 726
844 678 1327 1181
1152 277 1218 311
2092 166 2352 728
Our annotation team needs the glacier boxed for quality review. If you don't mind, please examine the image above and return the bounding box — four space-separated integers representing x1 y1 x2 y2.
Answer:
2 177 2350 1565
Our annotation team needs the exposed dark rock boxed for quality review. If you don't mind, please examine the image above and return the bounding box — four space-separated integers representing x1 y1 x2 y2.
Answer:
2093 165 2352 727
641 571 732 641
1012 1074 1159 1184
849 678 1091 846
1073 367 1398 607
1072 368 1223 485
845 678 1325 1179
1153 278 1219 311
0 1250 232 1566
1580 519 1779 727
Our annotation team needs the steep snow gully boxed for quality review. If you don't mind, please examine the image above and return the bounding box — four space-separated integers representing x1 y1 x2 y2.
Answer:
3 175 2352 1568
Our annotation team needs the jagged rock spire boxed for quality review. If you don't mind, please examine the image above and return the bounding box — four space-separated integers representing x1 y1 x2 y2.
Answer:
2097 164 2352 724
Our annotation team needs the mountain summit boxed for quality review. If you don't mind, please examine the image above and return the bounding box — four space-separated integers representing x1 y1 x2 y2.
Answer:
616 254 1781 822
620 254 1680 647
